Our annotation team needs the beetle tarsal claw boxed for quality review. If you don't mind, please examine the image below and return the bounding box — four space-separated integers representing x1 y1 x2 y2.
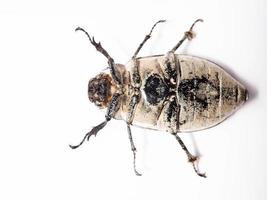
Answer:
69 132 93 149
190 18 204 30
135 169 142 176
75 27 81 32
133 163 142 176
132 147 142 176
188 156 207 178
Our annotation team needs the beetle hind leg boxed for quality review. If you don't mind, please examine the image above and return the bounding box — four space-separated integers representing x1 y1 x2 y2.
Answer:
127 124 142 176
173 133 207 178
170 19 203 53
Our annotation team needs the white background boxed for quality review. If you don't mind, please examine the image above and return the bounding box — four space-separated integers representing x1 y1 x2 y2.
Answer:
0 0 266 200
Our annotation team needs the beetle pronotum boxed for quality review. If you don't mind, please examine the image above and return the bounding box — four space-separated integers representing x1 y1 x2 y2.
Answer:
70 19 248 178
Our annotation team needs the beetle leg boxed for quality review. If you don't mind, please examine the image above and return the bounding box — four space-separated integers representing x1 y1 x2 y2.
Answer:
132 20 166 59
173 133 207 178
162 51 178 83
69 120 108 149
170 19 203 53
125 93 142 175
127 124 142 176
75 27 121 85
69 93 121 149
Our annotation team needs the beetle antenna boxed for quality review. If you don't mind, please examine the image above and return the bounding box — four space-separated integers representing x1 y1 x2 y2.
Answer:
69 120 108 149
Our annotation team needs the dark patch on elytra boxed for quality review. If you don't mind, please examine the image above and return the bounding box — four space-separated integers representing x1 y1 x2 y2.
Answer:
144 74 168 105
178 76 219 110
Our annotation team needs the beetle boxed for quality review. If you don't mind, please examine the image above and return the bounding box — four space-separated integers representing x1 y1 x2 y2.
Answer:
70 19 248 178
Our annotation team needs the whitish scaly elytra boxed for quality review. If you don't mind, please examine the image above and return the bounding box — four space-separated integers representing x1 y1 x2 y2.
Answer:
70 19 248 178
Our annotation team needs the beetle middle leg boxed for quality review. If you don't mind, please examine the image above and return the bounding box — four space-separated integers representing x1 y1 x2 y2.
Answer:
132 20 166 59
170 19 203 53
173 133 207 178
69 93 121 149
75 27 122 85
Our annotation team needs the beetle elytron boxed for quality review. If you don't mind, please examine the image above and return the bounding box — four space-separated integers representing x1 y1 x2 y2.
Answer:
70 19 248 178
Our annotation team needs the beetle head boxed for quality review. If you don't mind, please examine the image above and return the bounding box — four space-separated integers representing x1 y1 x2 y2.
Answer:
88 73 113 108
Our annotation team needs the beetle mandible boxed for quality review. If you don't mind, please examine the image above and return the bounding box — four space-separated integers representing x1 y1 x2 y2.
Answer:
70 19 248 178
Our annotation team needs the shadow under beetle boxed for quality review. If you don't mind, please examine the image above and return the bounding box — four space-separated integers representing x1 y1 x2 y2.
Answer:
70 19 248 178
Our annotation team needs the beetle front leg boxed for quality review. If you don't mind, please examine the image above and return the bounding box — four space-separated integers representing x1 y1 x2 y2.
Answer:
75 27 121 85
173 133 207 178
132 20 166 59
170 19 203 53
69 93 121 149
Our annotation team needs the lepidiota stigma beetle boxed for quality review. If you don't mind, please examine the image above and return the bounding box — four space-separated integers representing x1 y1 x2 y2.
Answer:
70 19 248 178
